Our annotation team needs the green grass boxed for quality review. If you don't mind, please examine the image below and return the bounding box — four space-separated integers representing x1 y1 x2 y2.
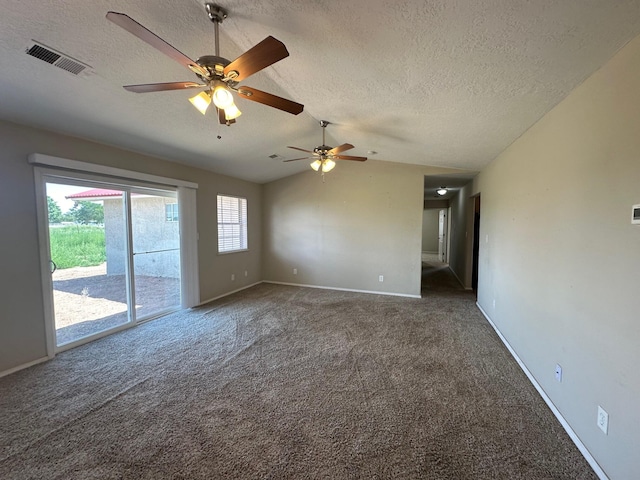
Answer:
49 225 106 269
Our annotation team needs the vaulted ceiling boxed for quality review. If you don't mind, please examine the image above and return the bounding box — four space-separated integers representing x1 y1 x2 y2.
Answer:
2 1 640 183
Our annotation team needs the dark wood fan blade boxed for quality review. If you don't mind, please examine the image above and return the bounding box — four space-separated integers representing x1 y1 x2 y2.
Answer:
106 12 209 78
224 36 289 82
283 157 312 162
328 143 354 155
287 146 314 153
123 82 205 93
334 155 368 162
237 87 304 115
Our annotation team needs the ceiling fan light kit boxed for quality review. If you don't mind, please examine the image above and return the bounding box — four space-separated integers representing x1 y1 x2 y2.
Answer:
106 3 303 126
437 187 448 196
310 158 336 173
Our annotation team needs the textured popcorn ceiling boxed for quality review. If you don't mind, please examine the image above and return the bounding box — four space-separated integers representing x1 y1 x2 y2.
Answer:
1 0 640 183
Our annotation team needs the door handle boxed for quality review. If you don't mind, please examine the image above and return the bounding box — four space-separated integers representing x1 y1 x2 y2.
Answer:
50 260 57 274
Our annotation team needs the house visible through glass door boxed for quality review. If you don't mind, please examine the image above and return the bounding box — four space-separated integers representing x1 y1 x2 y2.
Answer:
44 179 181 349
130 189 181 320
46 182 130 346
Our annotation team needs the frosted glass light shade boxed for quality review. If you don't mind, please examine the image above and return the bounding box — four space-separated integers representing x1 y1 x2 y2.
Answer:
437 188 447 196
189 91 211 115
310 159 322 171
212 84 234 109
322 159 336 172
224 103 242 120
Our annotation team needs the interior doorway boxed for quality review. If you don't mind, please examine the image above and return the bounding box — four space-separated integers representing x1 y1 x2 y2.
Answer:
438 209 448 263
471 194 481 294
42 176 181 351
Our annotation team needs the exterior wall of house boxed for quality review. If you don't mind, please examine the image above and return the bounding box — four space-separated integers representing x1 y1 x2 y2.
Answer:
446 33 640 480
0 121 261 374
262 160 469 297
103 199 125 276
104 197 180 278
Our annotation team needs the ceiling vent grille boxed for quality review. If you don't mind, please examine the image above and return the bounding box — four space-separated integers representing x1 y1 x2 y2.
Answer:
25 42 91 76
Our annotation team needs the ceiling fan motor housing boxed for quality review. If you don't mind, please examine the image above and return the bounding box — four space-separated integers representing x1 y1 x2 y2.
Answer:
314 146 332 156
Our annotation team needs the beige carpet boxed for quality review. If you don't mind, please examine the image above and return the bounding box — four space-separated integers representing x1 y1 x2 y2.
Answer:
0 265 596 479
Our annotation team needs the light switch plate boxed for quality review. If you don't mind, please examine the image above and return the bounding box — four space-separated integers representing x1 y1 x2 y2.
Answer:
555 364 562 382
632 204 640 224
597 405 609 434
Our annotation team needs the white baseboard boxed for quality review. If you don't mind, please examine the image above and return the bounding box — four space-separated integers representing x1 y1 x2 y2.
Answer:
198 281 263 306
476 303 608 480
449 266 472 290
264 281 421 299
0 356 50 378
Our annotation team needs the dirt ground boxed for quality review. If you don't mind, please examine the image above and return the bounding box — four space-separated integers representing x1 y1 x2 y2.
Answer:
52 263 179 344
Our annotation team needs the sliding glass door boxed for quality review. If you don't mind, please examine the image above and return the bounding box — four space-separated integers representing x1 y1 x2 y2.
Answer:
46 181 130 347
42 176 181 350
130 189 181 320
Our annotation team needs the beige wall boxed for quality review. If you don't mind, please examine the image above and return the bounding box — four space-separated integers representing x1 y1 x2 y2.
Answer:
468 35 640 479
448 182 476 289
0 120 262 372
421 209 440 252
262 160 467 297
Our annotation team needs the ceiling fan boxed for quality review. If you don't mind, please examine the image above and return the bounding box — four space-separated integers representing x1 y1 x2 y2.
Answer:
284 120 368 173
106 4 304 125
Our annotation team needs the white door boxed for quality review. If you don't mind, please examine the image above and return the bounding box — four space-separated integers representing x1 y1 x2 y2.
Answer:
438 209 447 262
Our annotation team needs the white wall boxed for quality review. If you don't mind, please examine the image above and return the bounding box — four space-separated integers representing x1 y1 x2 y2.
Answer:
421 209 440 252
468 34 640 479
263 161 468 297
0 120 262 373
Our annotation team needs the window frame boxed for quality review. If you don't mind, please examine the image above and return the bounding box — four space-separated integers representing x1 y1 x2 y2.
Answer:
165 203 179 222
216 194 248 254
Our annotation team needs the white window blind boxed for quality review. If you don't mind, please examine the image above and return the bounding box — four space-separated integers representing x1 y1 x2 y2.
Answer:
217 195 247 253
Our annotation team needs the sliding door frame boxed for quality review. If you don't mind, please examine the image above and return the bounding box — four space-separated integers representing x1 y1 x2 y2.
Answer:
31 154 199 357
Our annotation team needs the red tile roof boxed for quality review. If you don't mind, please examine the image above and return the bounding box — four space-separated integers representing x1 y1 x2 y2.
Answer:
65 188 122 199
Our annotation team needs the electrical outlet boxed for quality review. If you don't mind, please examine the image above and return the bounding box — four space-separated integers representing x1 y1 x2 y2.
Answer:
244 270 248 277
597 406 609 434
379 275 384 282
231 274 235 281
293 268 297 275
555 364 562 382
493 299 496 308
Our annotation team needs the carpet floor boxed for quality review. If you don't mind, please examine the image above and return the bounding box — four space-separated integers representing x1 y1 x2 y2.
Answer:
0 264 597 479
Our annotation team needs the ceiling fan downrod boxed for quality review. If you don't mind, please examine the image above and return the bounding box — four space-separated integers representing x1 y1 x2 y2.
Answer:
319 120 330 152
205 3 227 57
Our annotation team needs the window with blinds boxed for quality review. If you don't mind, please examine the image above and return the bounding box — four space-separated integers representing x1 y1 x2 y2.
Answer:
217 194 248 253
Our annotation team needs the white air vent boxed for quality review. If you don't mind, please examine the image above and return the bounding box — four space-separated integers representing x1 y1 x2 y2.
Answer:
25 42 91 76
